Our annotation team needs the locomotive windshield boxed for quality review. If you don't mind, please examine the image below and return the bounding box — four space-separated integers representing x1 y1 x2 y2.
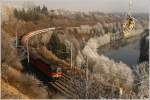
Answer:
50 66 56 71
57 67 62 72
48 65 62 72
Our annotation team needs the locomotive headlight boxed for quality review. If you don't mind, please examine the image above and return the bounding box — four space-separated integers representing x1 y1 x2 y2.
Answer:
56 74 58 77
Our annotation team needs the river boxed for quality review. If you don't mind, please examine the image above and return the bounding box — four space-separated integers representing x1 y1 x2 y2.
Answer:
98 36 141 67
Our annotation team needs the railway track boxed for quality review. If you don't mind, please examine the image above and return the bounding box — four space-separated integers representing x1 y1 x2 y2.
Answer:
49 67 95 98
50 74 78 98
49 68 84 98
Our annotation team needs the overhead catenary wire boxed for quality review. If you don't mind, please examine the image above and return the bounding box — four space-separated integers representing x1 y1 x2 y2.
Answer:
23 28 55 63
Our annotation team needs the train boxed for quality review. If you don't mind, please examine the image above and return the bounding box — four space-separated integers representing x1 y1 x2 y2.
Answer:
21 28 63 80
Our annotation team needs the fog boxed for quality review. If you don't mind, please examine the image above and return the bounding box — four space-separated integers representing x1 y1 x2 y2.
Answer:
1 0 149 13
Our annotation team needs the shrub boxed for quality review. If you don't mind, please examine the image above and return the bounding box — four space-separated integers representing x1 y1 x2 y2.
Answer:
133 62 149 98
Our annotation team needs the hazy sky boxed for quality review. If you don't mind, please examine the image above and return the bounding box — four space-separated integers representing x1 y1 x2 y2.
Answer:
1 0 149 13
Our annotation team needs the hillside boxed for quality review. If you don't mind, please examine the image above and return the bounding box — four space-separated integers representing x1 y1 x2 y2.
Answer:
1 6 149 99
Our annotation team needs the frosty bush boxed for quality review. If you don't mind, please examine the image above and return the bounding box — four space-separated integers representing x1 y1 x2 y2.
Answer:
133 62 149 98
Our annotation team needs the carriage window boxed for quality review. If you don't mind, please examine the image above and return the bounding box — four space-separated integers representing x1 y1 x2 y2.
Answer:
57 68 62 72
49 66 56 72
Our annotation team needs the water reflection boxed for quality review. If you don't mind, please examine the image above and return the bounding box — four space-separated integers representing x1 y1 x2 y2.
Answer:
98 36 140 66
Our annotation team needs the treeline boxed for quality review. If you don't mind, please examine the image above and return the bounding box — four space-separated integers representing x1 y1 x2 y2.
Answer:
2 6 51 37
14 6 48 22
12 6 123 27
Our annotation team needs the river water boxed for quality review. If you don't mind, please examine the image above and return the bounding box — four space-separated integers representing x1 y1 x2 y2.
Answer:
98 36 141 67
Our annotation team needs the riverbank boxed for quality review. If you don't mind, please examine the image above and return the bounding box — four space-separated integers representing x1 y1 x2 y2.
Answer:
102 38 140 66
97 29 147 67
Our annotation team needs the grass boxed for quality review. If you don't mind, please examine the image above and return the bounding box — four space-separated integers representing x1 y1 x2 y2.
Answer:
1 80 29 99
1 63 49 99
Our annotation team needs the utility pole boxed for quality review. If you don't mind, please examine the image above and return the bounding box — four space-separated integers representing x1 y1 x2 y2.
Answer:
70 42 73 69
15 21 18 47
128 0 133 16
16 31 18 47
86 56 88 98
27 40 30 63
